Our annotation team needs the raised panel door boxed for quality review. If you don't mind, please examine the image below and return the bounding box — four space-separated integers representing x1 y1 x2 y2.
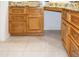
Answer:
27 15 43 33
9 22 26 35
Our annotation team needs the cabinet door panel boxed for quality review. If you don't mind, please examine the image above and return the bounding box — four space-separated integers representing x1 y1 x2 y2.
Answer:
27 16 43 33
9 22 26 35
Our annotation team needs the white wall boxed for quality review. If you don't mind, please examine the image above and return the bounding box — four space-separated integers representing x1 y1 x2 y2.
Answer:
44 11 61 30
0 1 9 41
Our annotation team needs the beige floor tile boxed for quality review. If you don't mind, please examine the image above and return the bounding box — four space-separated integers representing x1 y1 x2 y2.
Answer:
0 30 68 57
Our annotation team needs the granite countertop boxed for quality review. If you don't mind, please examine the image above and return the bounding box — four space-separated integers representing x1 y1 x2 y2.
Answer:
44 2 79 12
9 1 79 12
9 1 43 7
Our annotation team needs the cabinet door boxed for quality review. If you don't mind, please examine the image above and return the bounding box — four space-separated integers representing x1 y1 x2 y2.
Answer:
71 39 79 57
27 15 43 33
9 22 26 35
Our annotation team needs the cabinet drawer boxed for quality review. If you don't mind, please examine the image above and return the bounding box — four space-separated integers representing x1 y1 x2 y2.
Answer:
9 15 27 22
71 40 79 57
9 22 26 34
70 14 79 28
29 7 43 15
70 27 79 45
9 6 28 14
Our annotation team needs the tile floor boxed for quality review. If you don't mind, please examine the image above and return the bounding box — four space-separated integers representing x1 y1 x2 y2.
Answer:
0 30 68 57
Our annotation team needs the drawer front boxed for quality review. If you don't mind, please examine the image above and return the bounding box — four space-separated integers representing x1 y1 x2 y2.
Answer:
71 40 79 57
9 6 28 14
9 15 27 22
70 27 79 44
29 7 43 15
71 14 79 28
9 22 26 34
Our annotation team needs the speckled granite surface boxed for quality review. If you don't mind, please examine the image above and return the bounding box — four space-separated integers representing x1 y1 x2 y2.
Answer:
44 2 79 12
9 1 79 11
9 1 43 7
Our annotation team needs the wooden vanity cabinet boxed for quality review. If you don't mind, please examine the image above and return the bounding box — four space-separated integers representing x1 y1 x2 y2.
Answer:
9 6 44 35
62 9 79 57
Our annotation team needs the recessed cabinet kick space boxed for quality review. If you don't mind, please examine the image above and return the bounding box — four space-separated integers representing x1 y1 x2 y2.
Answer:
9 6 44 35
